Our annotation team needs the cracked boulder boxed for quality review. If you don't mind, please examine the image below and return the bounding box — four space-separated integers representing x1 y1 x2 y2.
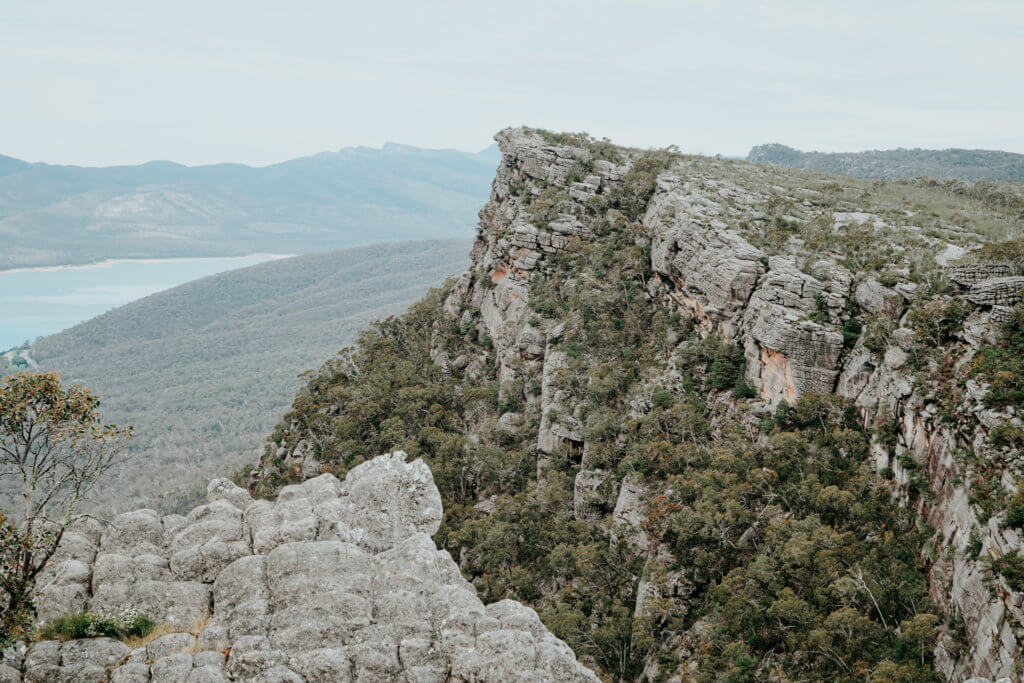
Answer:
25 453 598 682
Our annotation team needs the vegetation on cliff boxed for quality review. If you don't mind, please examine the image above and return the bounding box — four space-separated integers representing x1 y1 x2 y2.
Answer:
251 129 1024 680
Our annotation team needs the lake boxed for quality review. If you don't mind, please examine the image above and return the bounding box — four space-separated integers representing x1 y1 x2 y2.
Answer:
0 254 291 349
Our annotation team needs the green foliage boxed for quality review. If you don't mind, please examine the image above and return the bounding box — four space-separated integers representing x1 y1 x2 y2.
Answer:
36 608 155 642
527 187 570 228
1002 491 1024 530
963 238 1024 268
677 335 750 396
989 550 1024 591
0 516 40 648
604 150 675 221
906 298 971 347
651 390 675 410
681 395 940 681
972 302 1024 410
843 302 864 349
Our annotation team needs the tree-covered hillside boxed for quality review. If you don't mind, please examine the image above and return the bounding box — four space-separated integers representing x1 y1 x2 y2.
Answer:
748 143 1024 183
251 128 1024 680
1 240 470 514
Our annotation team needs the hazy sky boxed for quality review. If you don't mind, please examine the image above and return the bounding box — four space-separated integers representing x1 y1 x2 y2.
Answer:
2 0 1023 166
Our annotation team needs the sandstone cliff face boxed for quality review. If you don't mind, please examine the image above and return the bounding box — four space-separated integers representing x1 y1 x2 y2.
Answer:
432 129 1024 680
7 453 597 682
254 128 1024 680
447 128 861 454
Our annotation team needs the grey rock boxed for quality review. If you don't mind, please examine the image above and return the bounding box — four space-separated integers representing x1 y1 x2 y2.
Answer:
110 663 151 683
647 197 765 335
206 478 255 512
611 473 650 552
333 456 443 553
151 653 193 682
741 257 847 405
101 510 166 555
33 450 598 683
147 632 196 661
855 278 903 317
573 469 618 523
948 263 1014 288
187 665 229 682
967 276 1024 308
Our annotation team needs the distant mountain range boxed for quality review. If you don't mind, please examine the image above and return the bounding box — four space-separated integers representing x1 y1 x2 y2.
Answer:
747 143 1024 182
1 240 470 513
0 144 497 270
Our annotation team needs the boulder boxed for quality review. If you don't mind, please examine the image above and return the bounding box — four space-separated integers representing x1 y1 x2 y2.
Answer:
30 452 598 682
854 277 904 317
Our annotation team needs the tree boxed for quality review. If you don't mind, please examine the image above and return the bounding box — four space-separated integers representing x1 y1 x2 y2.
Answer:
898 613 939 667
0 372 131 645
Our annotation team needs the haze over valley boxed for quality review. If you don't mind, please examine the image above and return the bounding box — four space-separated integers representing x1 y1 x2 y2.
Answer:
3 3 1024 681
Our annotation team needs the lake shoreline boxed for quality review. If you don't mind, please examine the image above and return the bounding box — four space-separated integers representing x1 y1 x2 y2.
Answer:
0 253 295 276
0 253 297 349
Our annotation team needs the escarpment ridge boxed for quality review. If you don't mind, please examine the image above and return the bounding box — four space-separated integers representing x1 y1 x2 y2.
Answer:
255 128 1024 680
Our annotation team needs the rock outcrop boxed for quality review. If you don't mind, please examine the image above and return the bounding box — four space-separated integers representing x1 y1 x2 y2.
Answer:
11 453 597 682
259 127 1024 681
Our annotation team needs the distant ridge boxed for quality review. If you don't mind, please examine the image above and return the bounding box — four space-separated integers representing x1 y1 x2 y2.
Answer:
0 143 495 270
747 143 1024 182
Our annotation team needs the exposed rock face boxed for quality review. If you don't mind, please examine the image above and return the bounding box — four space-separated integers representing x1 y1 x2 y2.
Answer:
261 127 1024 680
966 276 1024 308
465 128 855 422
837 316 1024 682
948 263 1016 288
740 257 847 406
20 453 598 682
855 277 904 317
647 190 764 336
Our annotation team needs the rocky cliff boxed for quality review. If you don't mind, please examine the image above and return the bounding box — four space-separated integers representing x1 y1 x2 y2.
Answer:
253 128 1024 680
6 453 597 681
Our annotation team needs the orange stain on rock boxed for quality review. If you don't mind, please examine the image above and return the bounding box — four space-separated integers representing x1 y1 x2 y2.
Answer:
491 265 507 284
760 348 796 404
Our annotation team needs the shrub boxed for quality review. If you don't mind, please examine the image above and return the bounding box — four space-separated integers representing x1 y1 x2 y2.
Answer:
37 608 155 642
842 316 863 349
1003 491 1024 530
989 550 1024 591
972 301 1024 410
906 298 970 347
651 390 675 410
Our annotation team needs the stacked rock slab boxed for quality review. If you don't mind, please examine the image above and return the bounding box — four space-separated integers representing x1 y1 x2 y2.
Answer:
9 453 597 682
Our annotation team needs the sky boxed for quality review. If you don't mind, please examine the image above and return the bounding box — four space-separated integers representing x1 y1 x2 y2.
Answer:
2 0 1023 166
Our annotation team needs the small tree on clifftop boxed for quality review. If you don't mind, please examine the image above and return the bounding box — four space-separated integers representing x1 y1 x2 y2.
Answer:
0 372 131 645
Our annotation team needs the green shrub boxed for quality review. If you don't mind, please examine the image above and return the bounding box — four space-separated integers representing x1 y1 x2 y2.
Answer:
651 390 675 410
990 550 1024 591
1003 491 1024 530
37 608 155 642
732 373 756 399
842 316 863 349
972 302 1024 410
906 298 970 346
